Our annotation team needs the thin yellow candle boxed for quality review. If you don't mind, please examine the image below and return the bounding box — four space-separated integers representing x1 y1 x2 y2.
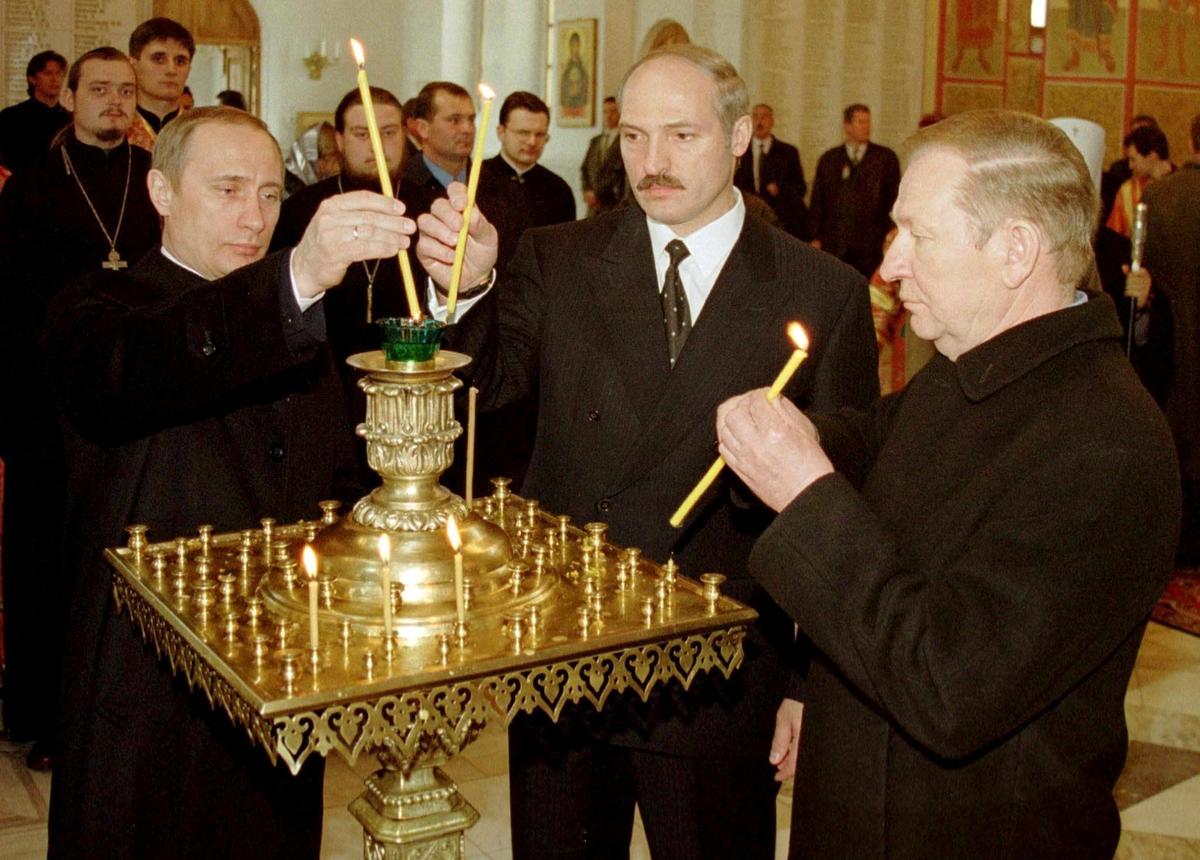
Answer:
349 38 421 322
669 323 810 528
377 533 394 644
446 515 465 626
302 544 319 650
445 82 495 321
465 386 478 507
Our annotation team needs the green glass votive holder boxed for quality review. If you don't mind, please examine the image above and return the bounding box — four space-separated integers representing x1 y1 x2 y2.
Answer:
377 317 445 363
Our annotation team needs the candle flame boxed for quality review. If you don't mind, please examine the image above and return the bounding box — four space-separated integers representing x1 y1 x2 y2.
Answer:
377 532 391 563
349 38 365 66
788 322 809 351
446 514 462 552
302 544 318 580
478 82 495 101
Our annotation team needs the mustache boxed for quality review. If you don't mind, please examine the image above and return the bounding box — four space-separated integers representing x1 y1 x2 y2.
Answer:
636 171 684 191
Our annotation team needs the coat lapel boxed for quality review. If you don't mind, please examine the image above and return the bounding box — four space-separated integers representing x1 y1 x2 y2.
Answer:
615 215 777 488
591 208 673 426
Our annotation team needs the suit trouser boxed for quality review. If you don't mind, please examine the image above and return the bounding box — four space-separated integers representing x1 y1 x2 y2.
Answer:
509 709 779 860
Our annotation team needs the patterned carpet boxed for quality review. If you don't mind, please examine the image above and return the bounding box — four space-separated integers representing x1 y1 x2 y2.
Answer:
1153 568 1200 637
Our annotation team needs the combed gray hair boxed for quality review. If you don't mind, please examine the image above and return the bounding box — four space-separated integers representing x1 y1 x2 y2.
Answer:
906 109 1099 288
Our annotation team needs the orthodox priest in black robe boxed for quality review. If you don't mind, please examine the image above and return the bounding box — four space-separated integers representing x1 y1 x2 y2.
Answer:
0 47 160 766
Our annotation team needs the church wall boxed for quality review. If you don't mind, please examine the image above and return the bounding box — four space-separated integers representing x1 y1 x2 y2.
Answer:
930 0 1200 166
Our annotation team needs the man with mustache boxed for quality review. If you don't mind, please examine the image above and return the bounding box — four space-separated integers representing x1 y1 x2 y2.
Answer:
44 105 414 858
0 46 161 772
418 44 877 859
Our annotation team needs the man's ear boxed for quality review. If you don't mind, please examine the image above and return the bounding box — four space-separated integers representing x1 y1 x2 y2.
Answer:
997 218 1041 290
147 169 173 218
730 114 752 158
334 130 346 155
60 87 76 113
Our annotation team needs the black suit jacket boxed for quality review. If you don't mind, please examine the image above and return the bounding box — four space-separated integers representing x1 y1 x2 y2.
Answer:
734 136 809 239
398 153 461 222
447 204 878 757
45 249 355 858
810 140 901 277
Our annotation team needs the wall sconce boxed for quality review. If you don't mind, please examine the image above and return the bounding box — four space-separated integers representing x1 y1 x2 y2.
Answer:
303 39 341 80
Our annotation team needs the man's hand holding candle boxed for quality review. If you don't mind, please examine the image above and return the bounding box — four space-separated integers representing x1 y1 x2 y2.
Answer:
716 388 832 512
291 190 415 298
416 181 499 300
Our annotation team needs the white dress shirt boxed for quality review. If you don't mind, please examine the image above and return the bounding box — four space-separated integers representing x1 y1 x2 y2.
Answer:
647 188 746 323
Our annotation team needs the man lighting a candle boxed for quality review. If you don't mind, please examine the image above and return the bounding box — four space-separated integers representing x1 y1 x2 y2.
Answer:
715 110 1180 858
46 106 415 858
417 44 878 859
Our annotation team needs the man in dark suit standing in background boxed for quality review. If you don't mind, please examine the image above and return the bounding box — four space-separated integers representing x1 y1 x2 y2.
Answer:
809 103 901 277
580 95 626 215
417 44 877 859
734 103 809 238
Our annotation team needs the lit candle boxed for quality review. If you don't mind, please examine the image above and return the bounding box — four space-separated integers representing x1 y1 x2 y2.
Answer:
465 386 478 507
302 544 319 650
669 323 810 528
377 533 394 644
445 82 495 321
349 38 421 322
446 515 465 626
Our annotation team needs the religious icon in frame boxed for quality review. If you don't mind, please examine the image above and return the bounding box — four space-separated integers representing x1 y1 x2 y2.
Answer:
557 19 597 127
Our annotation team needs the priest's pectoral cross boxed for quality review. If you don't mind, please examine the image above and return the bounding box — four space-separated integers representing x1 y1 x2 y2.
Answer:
103 248 128 270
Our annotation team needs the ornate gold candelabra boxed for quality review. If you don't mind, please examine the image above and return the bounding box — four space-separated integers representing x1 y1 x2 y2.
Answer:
107 350 754 859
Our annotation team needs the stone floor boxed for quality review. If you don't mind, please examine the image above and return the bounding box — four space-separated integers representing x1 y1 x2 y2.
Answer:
2 621 1198 859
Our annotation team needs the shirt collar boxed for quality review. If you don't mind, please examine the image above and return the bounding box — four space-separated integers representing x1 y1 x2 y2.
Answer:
755 135 772 154
423 153 468 187
160 244 209 280
499 151 535 177
646 188 746 281
137 104 179 133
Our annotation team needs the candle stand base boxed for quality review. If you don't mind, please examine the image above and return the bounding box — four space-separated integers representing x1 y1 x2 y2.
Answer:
350 756 479 860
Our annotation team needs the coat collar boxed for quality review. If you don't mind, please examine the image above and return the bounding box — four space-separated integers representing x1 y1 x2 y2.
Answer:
954 293 1124 402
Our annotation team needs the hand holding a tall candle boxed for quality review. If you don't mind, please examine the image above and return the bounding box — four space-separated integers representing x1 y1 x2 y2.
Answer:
416 182 499 303
670 324 810 526
716 382 832 513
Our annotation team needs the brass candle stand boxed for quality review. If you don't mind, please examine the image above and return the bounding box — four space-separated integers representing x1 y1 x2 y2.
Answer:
106 350 755 859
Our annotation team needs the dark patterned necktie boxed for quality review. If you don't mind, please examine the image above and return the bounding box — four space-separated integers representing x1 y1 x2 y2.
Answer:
661 239 692 368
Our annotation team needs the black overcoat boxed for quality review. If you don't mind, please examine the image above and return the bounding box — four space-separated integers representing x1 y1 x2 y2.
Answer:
751 296 1180 858
45 249 356 859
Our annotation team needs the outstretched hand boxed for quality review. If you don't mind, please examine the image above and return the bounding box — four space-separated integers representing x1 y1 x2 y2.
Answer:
416 181 499 293
291 190 415 299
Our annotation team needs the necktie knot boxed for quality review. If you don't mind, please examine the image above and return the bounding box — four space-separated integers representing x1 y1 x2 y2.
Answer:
666 238 691 268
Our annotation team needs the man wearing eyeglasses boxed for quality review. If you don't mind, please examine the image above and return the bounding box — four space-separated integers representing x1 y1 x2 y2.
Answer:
478 91 577 274
472 91 578 498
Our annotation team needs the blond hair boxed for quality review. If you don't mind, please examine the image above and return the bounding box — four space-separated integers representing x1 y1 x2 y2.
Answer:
152 106 281 190
907 109 1098 287
619 43 748 141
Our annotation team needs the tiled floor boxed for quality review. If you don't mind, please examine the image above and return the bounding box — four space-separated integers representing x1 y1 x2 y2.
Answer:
3 621 1198 859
